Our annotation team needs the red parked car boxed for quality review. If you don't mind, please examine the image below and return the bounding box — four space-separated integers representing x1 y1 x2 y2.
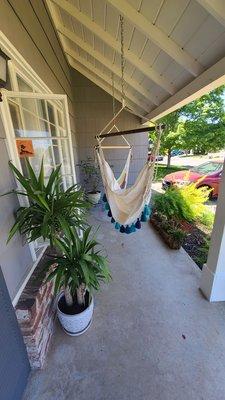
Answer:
162 160 224 198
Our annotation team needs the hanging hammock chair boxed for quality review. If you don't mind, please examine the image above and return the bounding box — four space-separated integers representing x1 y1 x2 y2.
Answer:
95 125 162 233
94 16 164 233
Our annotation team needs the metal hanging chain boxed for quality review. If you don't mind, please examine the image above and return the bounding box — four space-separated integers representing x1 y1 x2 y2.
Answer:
112 72 116 124
120 15 125 104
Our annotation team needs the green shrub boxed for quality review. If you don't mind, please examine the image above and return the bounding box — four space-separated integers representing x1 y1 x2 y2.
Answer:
198 210 215 229
153 187 193 221
195 237 210 266
179 183 212 221
153 182 211 223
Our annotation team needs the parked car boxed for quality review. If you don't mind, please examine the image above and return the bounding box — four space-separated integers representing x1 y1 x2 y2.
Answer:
171 149 185 157
162 160 224 198
148 153 164 162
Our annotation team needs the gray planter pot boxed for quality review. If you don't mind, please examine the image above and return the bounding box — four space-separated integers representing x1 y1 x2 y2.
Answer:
87 191 101 204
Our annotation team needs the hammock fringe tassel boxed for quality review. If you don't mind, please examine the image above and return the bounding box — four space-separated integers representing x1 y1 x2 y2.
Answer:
102 194 152 234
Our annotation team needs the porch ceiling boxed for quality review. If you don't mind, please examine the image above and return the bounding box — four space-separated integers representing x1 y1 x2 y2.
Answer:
47 0 225 121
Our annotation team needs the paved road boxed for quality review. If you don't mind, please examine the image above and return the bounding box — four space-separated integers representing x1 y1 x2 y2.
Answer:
158 155 212 168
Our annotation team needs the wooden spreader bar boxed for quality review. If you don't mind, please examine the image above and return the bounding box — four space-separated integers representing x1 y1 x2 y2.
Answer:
96 124 165 139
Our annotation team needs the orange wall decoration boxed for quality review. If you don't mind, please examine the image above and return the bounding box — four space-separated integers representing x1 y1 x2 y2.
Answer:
16 139 35 158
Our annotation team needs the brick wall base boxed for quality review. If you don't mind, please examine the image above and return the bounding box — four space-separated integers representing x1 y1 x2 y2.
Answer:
16 250 56 369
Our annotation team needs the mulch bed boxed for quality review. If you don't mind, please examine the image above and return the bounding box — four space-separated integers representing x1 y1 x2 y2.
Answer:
150 215 210 270
180 220 210 269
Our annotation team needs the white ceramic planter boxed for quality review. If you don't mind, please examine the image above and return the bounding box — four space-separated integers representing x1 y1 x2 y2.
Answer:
87 191 101 204
57 293 94 336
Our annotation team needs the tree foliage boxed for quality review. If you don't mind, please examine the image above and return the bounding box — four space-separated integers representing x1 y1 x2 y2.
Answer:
149 111 184 166
150 86 225 164
180 87 225 154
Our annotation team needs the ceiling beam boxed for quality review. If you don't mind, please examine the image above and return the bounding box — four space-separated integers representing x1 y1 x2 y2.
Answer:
144 54 225 121
68 56 148 118
108 0 204 76
65 46 149 113
196 0 225 27
58 25 158 106
50 0 175 94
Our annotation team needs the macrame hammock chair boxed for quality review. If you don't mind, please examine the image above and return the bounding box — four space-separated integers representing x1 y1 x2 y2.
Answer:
95 16 164 234
96 122 163 234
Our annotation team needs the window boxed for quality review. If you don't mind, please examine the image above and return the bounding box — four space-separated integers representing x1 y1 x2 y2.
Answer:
192 162 222 175
1 70 76 261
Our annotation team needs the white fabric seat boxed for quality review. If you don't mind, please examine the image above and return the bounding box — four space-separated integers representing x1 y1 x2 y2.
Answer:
96 145 155 226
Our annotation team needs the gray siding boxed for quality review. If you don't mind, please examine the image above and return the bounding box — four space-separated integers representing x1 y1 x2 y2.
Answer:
72 70 148 186
0 118 33 300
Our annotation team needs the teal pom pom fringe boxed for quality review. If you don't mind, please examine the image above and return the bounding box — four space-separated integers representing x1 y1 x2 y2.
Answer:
135 219 141 229
105 202 110 211
115 222 120 230
126 225 132 234
103 193 107 202
144 204 150 215
131 223 136 233
141 212 148 222
120 225 125 233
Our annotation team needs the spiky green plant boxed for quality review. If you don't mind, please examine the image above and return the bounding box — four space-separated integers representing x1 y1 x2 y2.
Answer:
153 181 211 223
45 226 111 307
2 158 89 245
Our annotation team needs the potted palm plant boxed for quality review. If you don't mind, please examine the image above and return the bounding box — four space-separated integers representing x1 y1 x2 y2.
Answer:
45 226 111 336
2 158 89 245
79 158 101 204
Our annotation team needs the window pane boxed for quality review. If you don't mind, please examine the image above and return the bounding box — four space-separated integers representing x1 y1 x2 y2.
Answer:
65 175 73 187
9 102 23 136
29 139 54 177
17 75 33 92
62 140 72 174
47 103 55 124
52 139 61 166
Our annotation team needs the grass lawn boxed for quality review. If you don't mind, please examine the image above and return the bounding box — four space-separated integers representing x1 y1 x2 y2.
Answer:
154 164 188 181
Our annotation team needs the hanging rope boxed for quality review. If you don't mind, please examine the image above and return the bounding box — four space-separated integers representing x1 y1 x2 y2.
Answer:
120 15 125 105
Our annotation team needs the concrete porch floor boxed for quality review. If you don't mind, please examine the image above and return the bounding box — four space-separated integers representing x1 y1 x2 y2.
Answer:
23 207 225 400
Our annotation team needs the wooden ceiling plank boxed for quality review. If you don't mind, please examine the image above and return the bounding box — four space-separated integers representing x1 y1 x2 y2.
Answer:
108 0 204 76
65 46 150 112
145 54 225 121
68 56 147 118
58 24 158 105
50 0 175 94
196 0 225 27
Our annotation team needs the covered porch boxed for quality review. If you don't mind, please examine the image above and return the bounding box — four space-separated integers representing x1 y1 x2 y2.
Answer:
1 1 225 399
23 207 225 400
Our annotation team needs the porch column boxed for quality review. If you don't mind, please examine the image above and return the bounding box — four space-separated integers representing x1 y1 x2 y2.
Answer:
200 158 225 301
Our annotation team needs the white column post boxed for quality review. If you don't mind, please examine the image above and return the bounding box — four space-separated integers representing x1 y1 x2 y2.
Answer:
200 158 225 301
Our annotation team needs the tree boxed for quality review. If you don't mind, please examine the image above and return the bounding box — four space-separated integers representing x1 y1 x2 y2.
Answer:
180 87 225 154
150 111 184 167
150 86 225 165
